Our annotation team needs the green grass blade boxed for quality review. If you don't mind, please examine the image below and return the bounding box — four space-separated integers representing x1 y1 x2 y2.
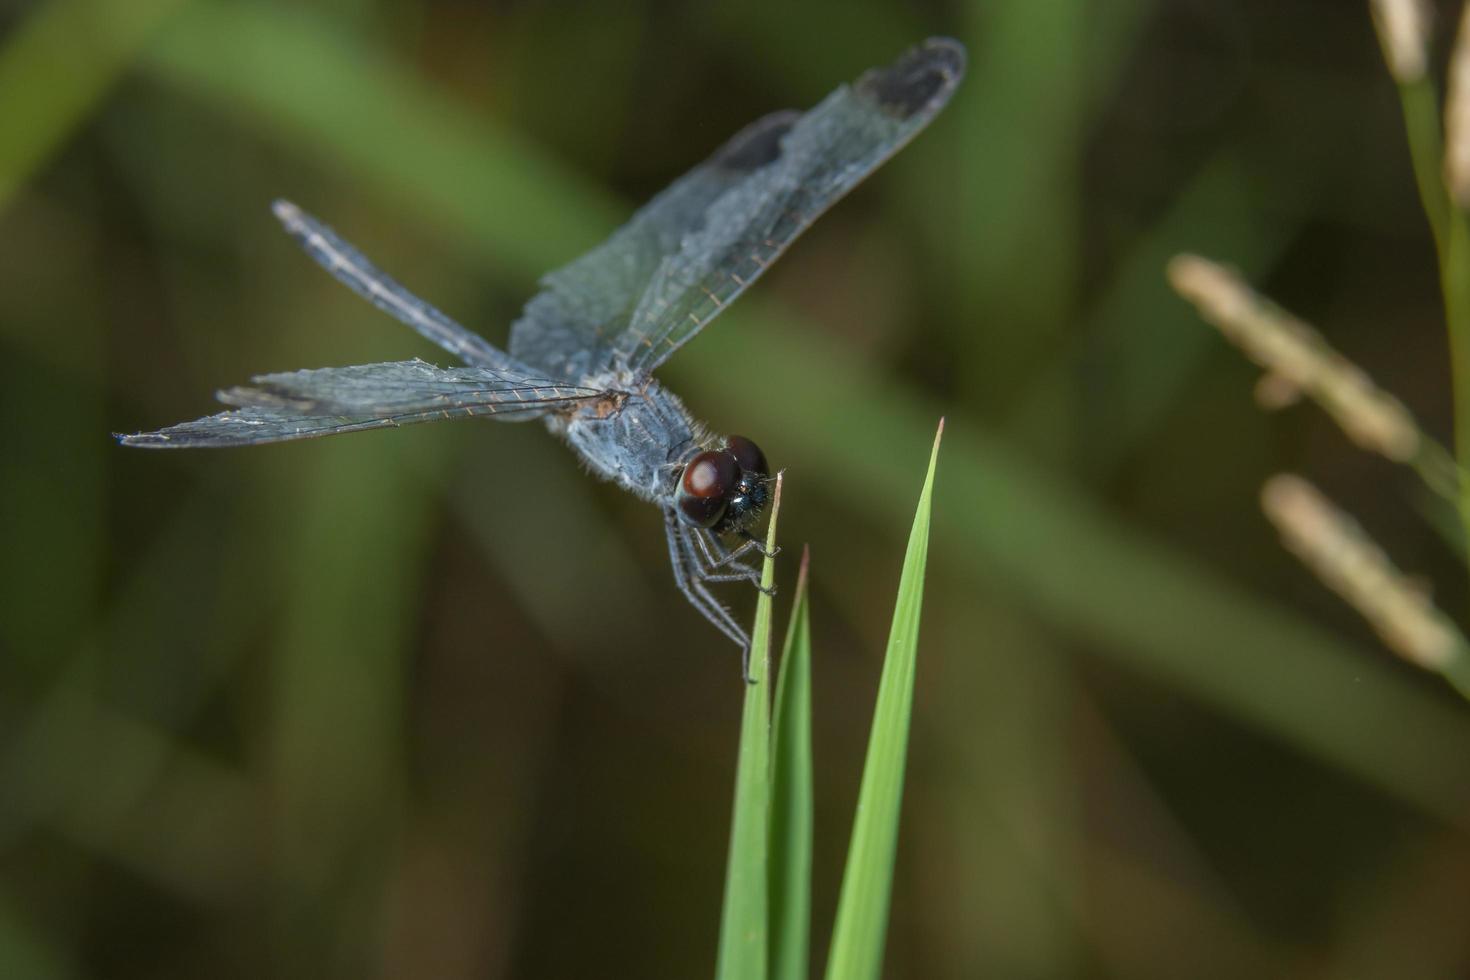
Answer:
692 305 1470 822
1390 68 1470 604
141 0 619 279
768 547 814 980
716 473 785 980
1396 77 1450 253
824 421 942 980
1381 50 1470 664
1445 208 1470 600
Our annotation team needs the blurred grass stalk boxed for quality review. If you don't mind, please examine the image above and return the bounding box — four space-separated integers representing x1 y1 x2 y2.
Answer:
1374 1 1470 560
719 424 939 980
1444 8 1470 557
1261 474 1470 698
1371 0 1444 247
1166 254 1452 493
0 0 191 210
1169 253 1470 696
1168 1 1470 703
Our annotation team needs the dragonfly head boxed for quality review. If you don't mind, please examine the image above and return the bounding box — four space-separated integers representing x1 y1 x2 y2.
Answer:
675 435 770 534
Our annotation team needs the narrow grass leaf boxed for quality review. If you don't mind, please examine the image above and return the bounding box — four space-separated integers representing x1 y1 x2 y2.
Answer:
716 473 785 980
824 421 943 980
1444 208 1470 605
768 546 814 980
1396 78 1450 252
692 306 1470 821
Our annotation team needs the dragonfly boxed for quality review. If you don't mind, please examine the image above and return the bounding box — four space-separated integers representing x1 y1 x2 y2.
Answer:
118 37 966 670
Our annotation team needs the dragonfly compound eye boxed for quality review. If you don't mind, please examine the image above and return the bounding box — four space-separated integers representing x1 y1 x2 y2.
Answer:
725 435 768 477
677 450 739 527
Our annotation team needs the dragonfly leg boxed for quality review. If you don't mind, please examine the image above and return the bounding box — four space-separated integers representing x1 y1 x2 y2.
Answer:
737 528 781 559
694 529 774 595
664 510 752 664
676 525 756 632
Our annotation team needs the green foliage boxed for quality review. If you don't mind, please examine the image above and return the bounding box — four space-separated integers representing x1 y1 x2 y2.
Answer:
716 476 783 980
718 423 940 980
768 549 813 980
1396 77 1450 252
1388 40 1470 702
822 422 940 980
0 0 188 208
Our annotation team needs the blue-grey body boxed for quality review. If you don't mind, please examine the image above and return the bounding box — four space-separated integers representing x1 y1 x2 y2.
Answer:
116 39 966 663
547 371 704 505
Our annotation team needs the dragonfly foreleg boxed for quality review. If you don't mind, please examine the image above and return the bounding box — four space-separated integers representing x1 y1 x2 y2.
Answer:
693 529 774 595
664 510 751 654
734 528 780 560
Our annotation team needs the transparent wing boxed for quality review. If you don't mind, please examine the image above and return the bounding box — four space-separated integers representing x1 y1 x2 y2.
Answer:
507 109 801 381
117 359 604 448
273 200 515 370
507 37 966 379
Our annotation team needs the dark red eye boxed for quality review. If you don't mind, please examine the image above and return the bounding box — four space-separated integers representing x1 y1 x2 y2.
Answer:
683 450 738 498
726 435 767 476
677 450 738 527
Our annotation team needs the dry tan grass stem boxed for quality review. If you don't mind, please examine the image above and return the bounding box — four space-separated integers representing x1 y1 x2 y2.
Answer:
1261 474 1462 670
1446 5 1470 205
1167 254 1421 462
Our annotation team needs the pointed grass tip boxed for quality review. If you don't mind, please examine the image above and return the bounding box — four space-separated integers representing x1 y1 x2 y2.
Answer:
740 469 785 685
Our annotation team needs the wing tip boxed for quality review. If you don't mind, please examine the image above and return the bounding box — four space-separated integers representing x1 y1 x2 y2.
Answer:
271 198 305 232
919 36 968 74
858 36 968 121
115 429 172 448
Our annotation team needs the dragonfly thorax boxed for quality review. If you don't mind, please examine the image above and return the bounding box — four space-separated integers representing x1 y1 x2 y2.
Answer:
552 378 703 503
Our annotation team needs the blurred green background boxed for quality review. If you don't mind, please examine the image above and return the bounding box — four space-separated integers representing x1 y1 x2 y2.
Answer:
4 0 1470 977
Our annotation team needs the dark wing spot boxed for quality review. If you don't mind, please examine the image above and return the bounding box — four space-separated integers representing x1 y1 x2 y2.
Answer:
714 109 800 172
857 37 967 120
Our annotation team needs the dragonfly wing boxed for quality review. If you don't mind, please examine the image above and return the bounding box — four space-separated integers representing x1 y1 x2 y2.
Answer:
273 201 517 370
507 37 965 379
507 109 800 381
117 359 603 448
612 38 965 374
